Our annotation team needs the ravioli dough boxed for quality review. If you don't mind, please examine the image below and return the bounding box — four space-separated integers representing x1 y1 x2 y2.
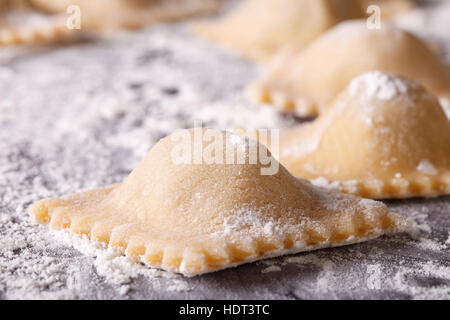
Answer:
192 0 362 62
1 0 219 46
30 0 220 31
0 0 73 46
30 129 407 276
248 21 450 116
264 72 450 199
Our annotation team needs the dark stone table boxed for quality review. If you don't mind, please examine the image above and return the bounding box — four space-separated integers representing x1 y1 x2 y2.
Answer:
0 3 448 299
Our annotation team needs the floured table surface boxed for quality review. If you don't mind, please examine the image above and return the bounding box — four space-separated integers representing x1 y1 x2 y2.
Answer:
0 1 449 300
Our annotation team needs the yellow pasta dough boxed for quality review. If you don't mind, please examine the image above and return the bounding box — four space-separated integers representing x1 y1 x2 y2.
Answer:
259 72 450 199
192 0 362 62
0 0 219 46
248 21 450 116
30 0 220 30
0 0 74 46
30 129 407 276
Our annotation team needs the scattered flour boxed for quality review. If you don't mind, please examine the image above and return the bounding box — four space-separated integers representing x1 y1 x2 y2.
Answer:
414 238 447 251
54 230 184 288
261 265 282 273
0 3 449 299
254 197 449 300
439 98 450 119
309 178 362 195
309 177 340 190
417 159 438 175
257 244 449 300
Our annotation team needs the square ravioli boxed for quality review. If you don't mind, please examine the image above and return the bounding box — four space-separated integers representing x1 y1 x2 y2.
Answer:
30 129 408 276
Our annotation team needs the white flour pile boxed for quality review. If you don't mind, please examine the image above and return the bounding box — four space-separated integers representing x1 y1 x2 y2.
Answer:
348 71 414 101
0 1 449 299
